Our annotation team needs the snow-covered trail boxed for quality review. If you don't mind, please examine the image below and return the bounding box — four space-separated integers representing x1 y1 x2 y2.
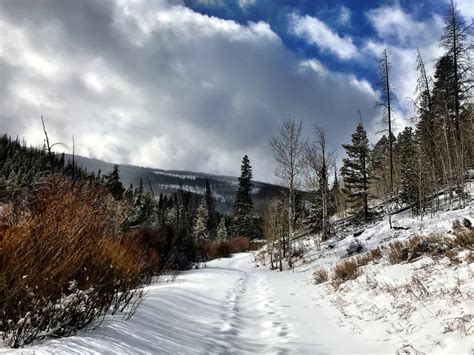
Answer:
5 253 386 354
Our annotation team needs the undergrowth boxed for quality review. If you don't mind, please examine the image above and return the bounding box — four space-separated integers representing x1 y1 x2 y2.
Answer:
0 176 160 348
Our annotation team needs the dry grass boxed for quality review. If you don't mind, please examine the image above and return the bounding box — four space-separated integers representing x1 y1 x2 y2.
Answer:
387 234 453 265
370 247 382 260
0 176 155 347
332 259 360 288
453 228 473 250
467 251 474 264
313 268 328 284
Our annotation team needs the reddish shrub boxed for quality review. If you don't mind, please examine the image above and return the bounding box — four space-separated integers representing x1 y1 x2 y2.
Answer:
198 237 252 261
0 177 151 347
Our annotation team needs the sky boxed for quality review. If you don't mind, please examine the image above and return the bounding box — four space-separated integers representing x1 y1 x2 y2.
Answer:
0 0 472 182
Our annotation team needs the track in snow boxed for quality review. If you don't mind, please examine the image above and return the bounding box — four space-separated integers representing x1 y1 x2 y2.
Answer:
207 266 293 354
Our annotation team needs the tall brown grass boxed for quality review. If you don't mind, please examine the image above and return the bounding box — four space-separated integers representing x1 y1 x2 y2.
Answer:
331 259 360 288
0 176 157 347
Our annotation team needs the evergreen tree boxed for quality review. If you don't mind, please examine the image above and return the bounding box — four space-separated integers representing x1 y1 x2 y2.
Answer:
341 123 371 221
125 179 157 227
124 183 134 203
329 170 340 217
204 179 217 237
217 218 228 241
305 189 323 233
398 127 419 209
103 164 125 200
193 199 210 244
233 155 255 237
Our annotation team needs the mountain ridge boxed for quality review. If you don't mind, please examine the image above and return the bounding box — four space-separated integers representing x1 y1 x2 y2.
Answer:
69 154 290 214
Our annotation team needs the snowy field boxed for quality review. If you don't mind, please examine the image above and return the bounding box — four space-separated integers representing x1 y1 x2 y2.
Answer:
2 189 473 354
5 244 472 354
2 253 398 354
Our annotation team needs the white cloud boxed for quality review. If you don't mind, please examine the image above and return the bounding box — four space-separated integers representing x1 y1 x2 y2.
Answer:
238 0 256 10
288 13 358 60
193 0 224 8
0 0 379 181
451 0 474 22
364 5 446 137
367 5 443 46
131 136 186 169
339 6 351 26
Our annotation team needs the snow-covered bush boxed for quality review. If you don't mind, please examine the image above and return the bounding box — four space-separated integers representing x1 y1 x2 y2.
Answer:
0 177 154 347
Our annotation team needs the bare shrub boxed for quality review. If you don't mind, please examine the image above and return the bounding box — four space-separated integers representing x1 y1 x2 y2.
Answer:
445 249 461 265
199 237 252 260
388 240 409 264
356 253 373 267
332 259 360 288
0 177 152 348
453 228 473 250
313 268 328 284
229 236 251 253
370 247 382 260
467 251 474 264
388 234 453 265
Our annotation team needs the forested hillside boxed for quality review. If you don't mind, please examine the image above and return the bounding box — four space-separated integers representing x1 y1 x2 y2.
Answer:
70 154 296 214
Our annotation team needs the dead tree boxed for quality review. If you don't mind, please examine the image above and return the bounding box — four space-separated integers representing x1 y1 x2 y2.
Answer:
378 50 395 228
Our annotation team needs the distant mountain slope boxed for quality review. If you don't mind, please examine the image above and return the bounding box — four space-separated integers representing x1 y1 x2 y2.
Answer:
70 155 290 214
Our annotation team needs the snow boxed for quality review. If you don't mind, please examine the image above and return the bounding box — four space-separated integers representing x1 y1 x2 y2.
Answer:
2 254 389 354
157 184 228 202
3 246 473 354
2 185 472 354
153 171 197 180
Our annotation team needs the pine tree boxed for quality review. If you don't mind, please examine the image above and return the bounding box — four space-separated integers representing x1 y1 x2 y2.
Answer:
305 189 323 233
103 164 125 200
204 179 217 237
398 127 419 209
125 179 157 227
233 155 255 237
371 134 394 197
193 199 210 244
329 169 340 217
217 218 228 241
341 123 371 221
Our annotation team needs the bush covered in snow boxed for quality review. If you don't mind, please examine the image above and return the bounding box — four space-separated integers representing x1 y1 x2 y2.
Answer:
0 177 160 348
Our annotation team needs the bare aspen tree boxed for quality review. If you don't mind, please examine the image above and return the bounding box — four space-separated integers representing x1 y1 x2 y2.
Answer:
304 125 333 241
270 119 304 267
378 50 394 228
262 197 286 271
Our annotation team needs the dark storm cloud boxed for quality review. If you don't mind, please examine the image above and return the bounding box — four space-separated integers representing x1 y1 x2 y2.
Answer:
0 0 379 181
